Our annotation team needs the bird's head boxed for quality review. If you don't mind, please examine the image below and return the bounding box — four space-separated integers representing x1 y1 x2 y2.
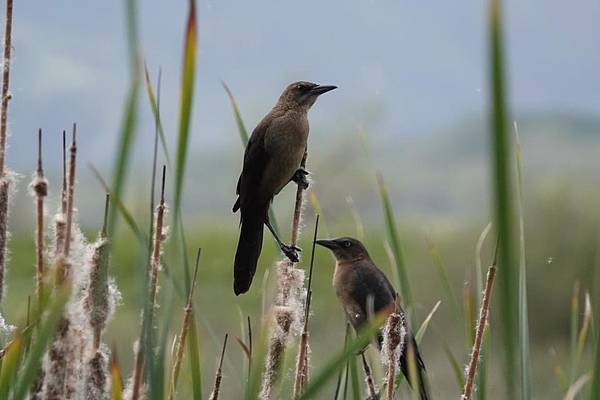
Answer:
277 81 337 110
315 237 370 263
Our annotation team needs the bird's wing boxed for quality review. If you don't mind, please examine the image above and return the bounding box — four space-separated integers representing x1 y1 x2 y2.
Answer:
233 118 270 212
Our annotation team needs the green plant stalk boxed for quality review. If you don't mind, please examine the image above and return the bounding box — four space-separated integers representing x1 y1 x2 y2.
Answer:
10 284 70 400
515 127 531 399
0 334 21 398
173 0 197 231
107 0 140 237
348 350 360 400
188 315 203 399
489 0 518 395
426 238 460 322
376 172 413 313
298 316 383 400
143 64 171 167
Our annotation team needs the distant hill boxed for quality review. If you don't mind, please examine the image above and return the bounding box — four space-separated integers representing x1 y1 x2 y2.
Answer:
5 112 600 232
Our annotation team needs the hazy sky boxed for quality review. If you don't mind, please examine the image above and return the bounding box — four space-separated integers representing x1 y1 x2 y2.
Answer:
5 0 600 170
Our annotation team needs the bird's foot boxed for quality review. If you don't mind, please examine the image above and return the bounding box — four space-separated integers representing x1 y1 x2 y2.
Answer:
291 168 309 190
280 243 301 263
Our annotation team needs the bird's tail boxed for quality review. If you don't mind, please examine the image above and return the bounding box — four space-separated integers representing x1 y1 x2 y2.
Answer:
400 338 430 400
233 206 265 295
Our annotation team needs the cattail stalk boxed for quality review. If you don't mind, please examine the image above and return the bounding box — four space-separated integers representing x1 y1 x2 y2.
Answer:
261 153 309 398
0 0 14 305
32 129 48 304
385 312 401 400
293 293 311 398
462 244 499 400
56 125 77 283
43 126 79 400
53 131 67 259
293 215 319 397
86 194 111 350
85 348 109 400
208 334 229 400
131 166 167 400
168 248 201 400
290 154 307 247
260 307 294 400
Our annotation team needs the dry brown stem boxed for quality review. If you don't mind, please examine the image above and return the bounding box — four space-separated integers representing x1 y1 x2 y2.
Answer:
132 166 167 400
290 153 307 247
0 0 14 305
208 334 229 400
168 248 201 400
362 353 378 399
33 129 48 304
0 0 13 174
56 126 77 283
461 245 499 400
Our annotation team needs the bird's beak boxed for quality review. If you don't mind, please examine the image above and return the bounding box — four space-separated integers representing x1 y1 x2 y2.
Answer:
310 85 337 96
315 239 338 250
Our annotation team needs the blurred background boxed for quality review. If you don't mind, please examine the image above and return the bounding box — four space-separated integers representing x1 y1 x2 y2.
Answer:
2 0 600 398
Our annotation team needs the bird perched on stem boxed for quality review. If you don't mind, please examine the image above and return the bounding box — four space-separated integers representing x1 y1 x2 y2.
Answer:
316 237 429 399
233 81 336 295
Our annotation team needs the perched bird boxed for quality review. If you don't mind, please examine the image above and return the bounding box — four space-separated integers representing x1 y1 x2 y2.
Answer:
232 81 336 295
316 237 429 400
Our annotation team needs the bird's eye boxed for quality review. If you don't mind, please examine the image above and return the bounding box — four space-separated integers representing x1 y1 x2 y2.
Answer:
344 241 351 248
295 84 304 90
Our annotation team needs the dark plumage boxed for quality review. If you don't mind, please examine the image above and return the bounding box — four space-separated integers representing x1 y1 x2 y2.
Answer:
233 81 336 295
316 237 429 400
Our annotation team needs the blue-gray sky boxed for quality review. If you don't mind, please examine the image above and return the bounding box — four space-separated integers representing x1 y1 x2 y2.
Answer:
6 0 599 171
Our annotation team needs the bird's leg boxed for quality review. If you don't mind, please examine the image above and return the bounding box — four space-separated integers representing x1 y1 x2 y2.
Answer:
291 167 309 190
265 218 301 262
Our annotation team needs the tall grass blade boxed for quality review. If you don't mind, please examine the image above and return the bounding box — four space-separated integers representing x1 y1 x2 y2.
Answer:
188 317 203 399
298 316 384 400
514 122 532 399
415 300 441 343
108 0 140 236
348 348 360 400
143 64 171 167
111 347 123 400
173 0 197 227
488 0 518 394
442 341 465 390
376 172 412 311
11 284 70 400
426 237 460 320
0 334 21 398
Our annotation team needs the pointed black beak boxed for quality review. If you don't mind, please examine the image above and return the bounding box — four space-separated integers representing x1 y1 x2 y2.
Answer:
310 84 337 96
315 239 338 250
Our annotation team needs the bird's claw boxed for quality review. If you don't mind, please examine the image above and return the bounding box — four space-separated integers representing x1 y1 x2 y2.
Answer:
280 243 301 263
292 168 310 190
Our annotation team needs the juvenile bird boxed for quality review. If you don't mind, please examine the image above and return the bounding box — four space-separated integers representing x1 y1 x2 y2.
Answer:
316 237 429 400
232 81 336 295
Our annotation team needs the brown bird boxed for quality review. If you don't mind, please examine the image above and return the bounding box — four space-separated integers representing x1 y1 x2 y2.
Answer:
232 81 336 295
316 237 429 400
